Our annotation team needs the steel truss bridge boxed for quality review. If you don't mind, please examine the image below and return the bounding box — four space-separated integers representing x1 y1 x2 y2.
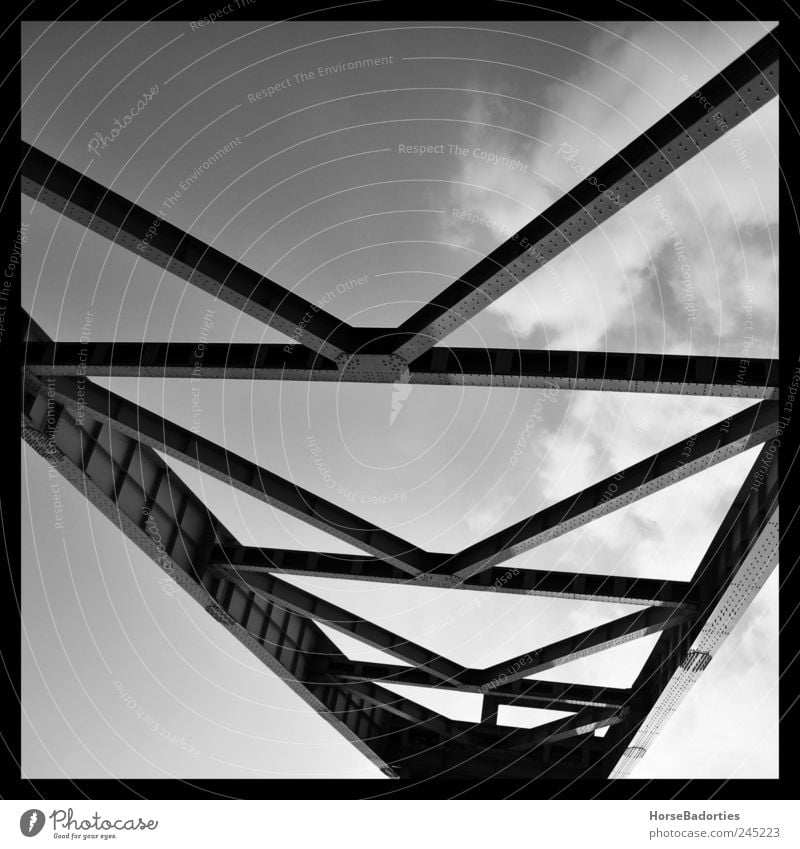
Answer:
21 32 779 780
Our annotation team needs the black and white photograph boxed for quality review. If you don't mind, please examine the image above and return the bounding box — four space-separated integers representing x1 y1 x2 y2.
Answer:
1 0 797 843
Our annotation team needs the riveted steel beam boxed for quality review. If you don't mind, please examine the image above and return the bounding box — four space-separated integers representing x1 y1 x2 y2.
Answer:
453 400 778 581
20 142 362 361
22 373 406 776
23 340 342 381
23 375 226 584
227 567 465 682
603 444 779 778
36 374 429 574
24 339 778 399
334 677 623 753
214 543 694 607
373 32 778 362
407 348 778 398
324 660 631 711
474 605 695 688
381 718 609 780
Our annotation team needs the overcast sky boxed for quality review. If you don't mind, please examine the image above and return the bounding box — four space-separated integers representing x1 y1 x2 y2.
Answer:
21 19 778 779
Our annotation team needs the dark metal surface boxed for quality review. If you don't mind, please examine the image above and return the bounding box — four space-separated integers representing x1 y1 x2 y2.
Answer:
375 32 778 362
215 543 696 606
24 340 778 398
602 447 779 777
19 30 780 780
20 142 361 362
452 401 778 580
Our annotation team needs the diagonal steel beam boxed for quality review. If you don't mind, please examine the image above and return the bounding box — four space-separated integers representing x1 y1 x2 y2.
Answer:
18 371 631 780
36 373 431 574
371 32 778 363
214 543 694 607
227 567 465 682
21 372 404 777
20 142 361 362
25 339 778 399
453 400 778 580
495 708 625 751
473 605 694 688
601 443 779 778
331 679 454 733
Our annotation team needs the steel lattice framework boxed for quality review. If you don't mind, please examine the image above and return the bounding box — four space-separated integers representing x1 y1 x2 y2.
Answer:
20 32 779 780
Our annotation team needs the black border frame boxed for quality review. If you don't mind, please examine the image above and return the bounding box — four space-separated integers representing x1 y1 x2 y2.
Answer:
2 0 797 801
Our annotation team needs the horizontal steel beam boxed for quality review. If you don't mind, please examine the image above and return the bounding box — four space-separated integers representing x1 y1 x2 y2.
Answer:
375 32 778 362
325 660 631 711
36 373 430 574
381 720 608 780
20 143 360 361
216 544 695 607
604 444 779 778
334 679 623 752
453 400 779 580
409 349 778 398
474 605 694 687
23 340 778 398
500 708 625 750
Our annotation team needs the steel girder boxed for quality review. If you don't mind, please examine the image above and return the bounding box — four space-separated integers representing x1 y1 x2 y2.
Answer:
213 543 695 606
28 362 583 778
223 564 693 685
21 352 779 777
452 400 778 581
23 339 778 398
20 31 779 377
599 445 779 777
211 560 627 777
223 568 466 682
20 350 663 776
36 372 430 574
473 606 695 688
21 372 410 778
324 660 631 711
368 31 778 363
19 30 781 780
20 142 362 362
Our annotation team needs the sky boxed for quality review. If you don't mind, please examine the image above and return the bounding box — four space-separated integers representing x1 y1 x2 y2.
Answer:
21 19 778 779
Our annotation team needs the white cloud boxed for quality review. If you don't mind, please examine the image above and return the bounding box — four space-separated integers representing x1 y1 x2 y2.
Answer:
435 22 778 355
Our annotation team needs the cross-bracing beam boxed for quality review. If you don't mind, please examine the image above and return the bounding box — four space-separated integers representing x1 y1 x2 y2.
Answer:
600 443 779 778
452 400 778 580
19 28 780 780
215 543 694 607
23 338 765 779
227 568 465 682
369 32 777 363
232 562 686 711
22 369 407 777
20 142 362 362
37 373 430 575
472 605 695 688
25 339 778 398
325 660 630 711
